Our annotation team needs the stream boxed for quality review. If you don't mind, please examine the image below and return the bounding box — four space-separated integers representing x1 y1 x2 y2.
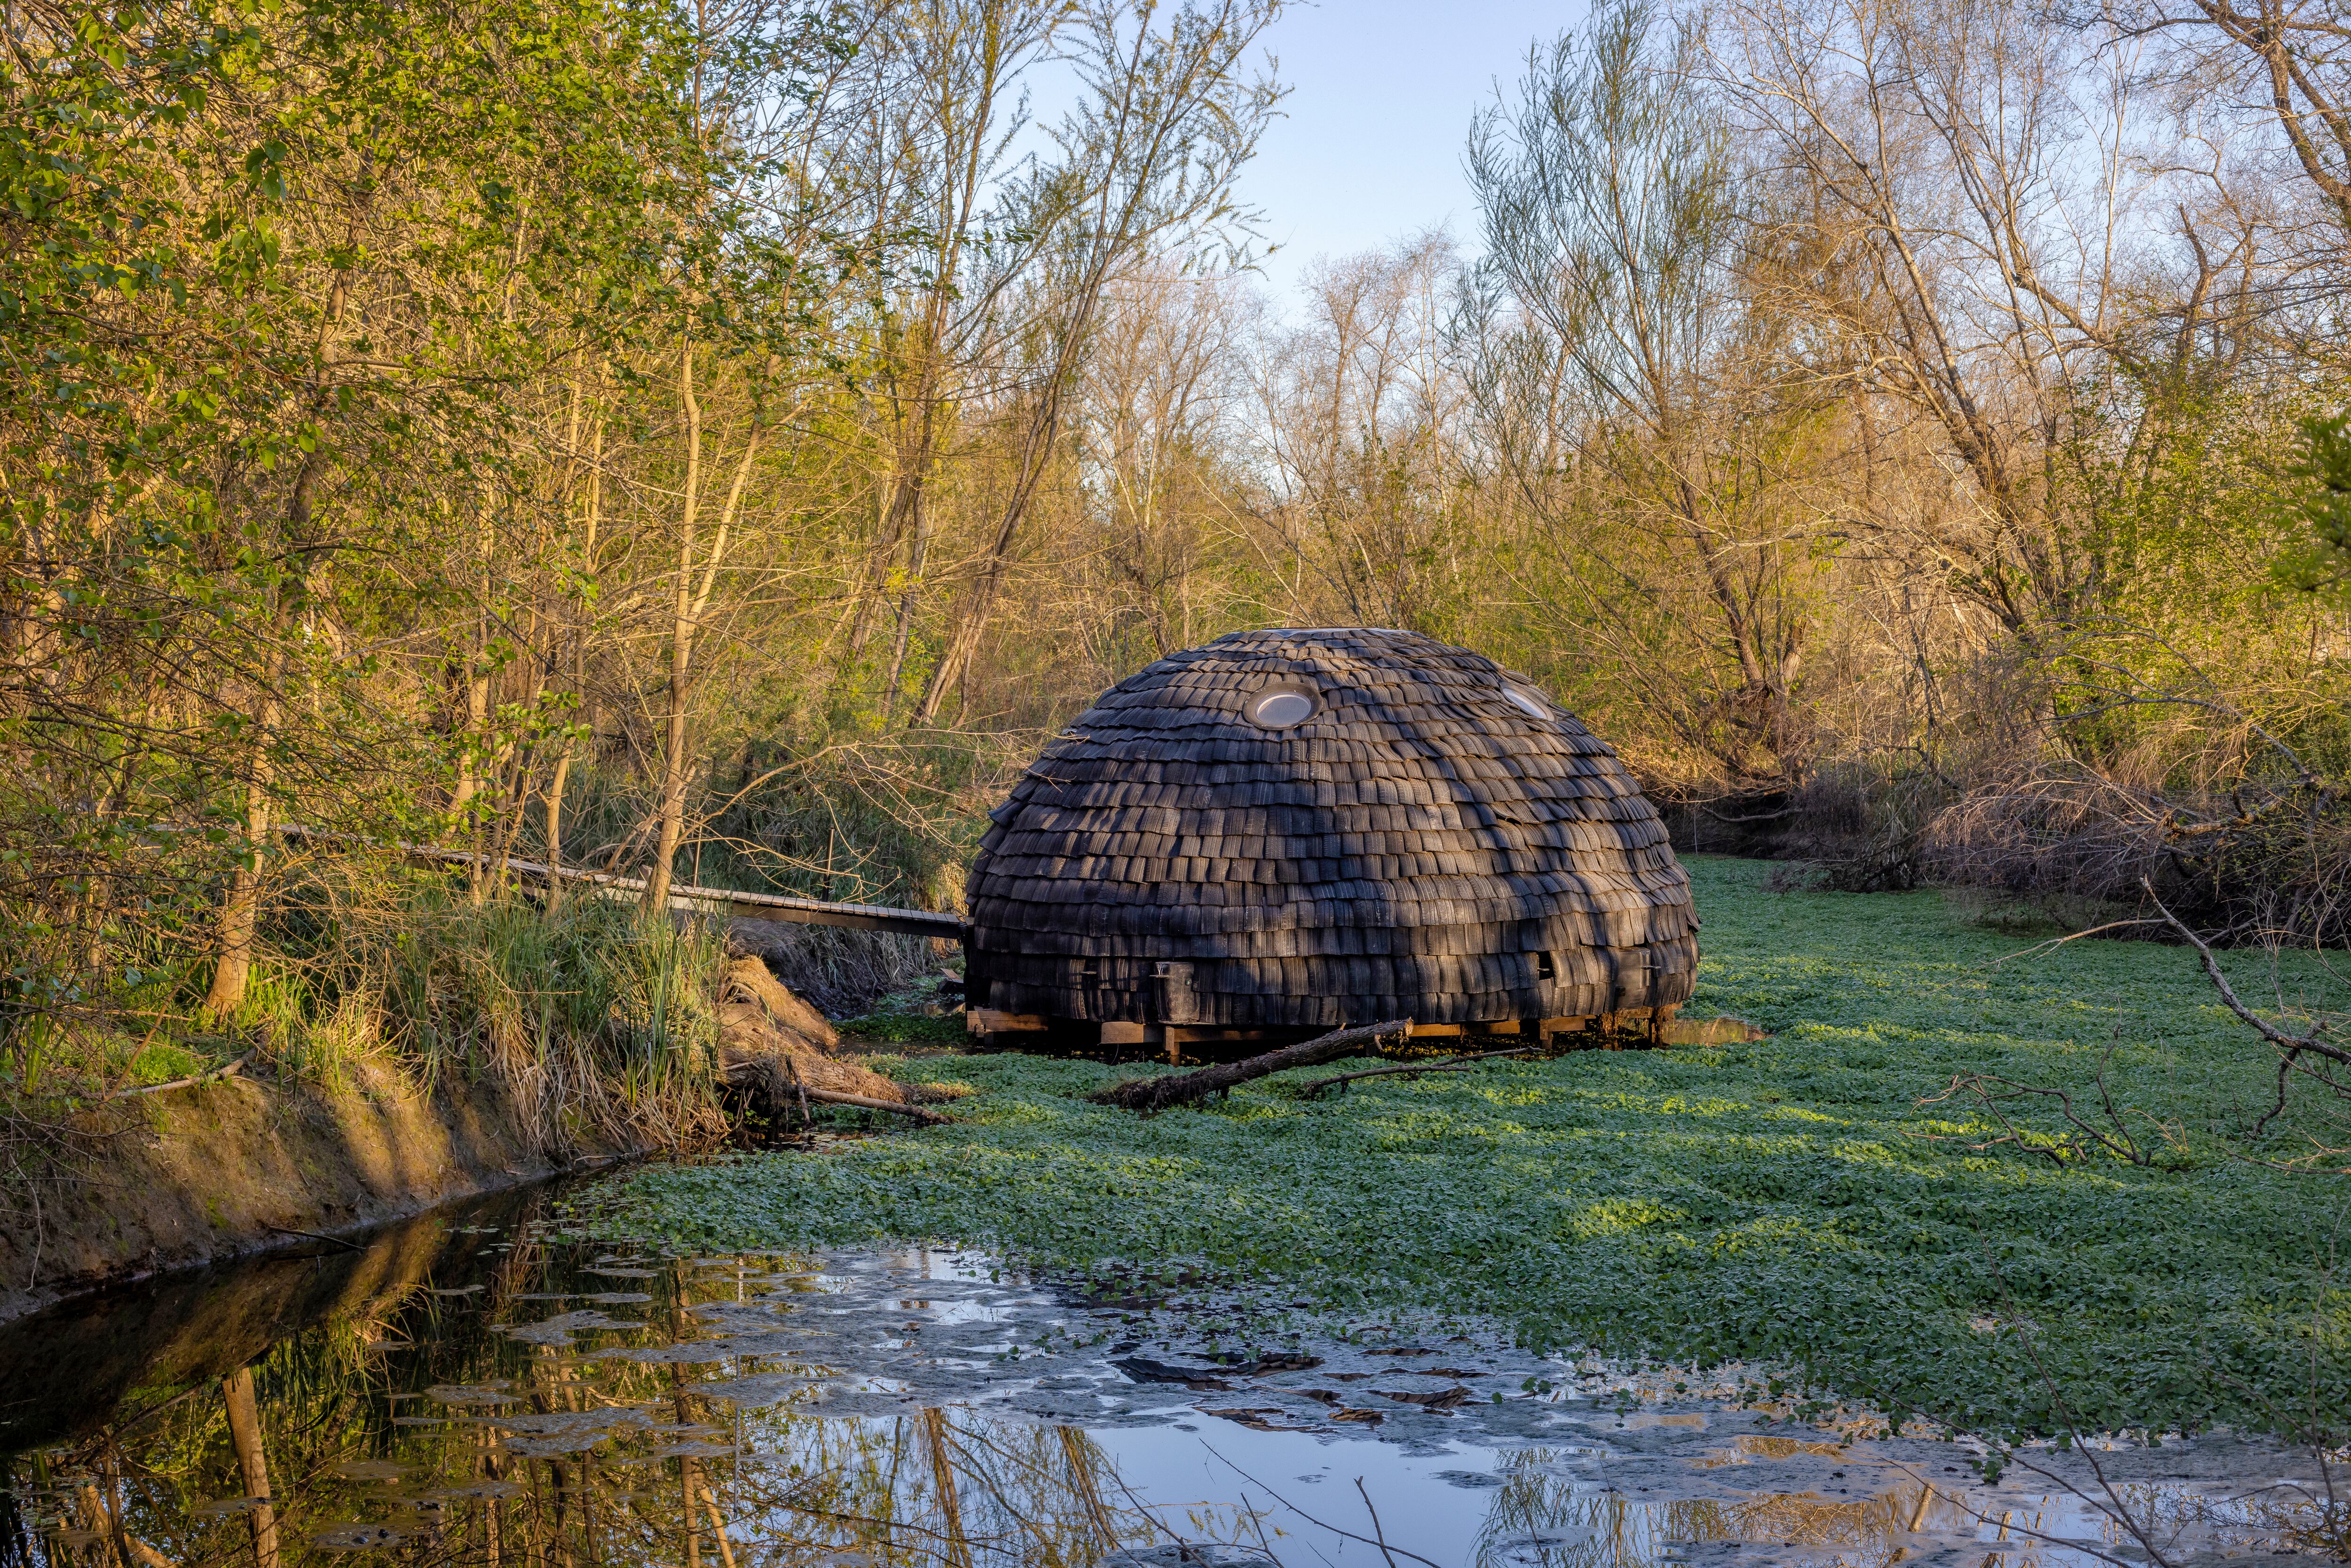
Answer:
0 1175 2335 1568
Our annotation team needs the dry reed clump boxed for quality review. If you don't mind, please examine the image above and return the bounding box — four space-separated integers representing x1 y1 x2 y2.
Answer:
1916 766 2170 905
1751 764 1956 894
722 919 942 1019
1755 749 2351 948
1902 760 2351 946
711 956 940 1112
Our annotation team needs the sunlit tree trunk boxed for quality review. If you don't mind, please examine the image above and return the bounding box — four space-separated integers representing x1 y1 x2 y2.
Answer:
645 339 704 917
204 268 343 1013
221 1368 279 1568
201 617 280 1020
544 398 603 911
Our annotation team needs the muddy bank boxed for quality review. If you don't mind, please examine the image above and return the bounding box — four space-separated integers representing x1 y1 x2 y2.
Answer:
0 1069 630 1324
0 1179 562 1449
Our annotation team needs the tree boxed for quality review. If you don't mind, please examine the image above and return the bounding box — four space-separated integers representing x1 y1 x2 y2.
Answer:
1467 0 1830 786
911 0 1284 724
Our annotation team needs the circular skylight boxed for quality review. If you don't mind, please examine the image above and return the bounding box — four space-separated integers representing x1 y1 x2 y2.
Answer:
1501 685 1551 719
1249 689 1316 728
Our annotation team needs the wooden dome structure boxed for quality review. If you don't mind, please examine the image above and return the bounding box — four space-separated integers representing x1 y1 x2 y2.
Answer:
963 628 1697 1054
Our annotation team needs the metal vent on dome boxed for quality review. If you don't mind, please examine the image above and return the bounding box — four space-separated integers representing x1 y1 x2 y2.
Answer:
1502 684 1550 719
1248 688 1316 728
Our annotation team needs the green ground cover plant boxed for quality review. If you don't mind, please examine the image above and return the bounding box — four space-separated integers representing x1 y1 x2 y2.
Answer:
589 858 2351 1442
836 1012 969 1045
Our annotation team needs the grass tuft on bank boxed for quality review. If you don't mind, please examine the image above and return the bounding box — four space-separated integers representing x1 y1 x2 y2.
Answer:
588 857 2351 1442
3 883 730 1156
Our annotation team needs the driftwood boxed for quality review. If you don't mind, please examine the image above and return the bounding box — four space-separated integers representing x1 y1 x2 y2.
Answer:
1297 1046 1533 1099
800 1086 949 1125
113 1049 255 1099
1089 1019 1411 1113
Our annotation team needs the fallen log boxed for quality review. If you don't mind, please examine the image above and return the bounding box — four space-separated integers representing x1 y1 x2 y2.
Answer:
113 1049 255 1099
801 1086 950 1125
1296 1046 1532 1099
1089 1019 1411 1113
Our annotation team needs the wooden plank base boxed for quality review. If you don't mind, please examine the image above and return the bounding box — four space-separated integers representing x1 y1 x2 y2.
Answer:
966 1004 1744 1063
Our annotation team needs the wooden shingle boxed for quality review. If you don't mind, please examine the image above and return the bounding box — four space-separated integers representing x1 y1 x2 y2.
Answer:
965 629 1698 1029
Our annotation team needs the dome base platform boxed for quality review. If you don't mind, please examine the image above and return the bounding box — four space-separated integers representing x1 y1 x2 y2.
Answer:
962 1006 1682 1065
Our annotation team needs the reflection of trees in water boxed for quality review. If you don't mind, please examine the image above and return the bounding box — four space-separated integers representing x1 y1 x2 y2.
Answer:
1468 1448 2025 1568
4 1253 1166 1568
727 1403 1147 1568
2150 1478 2351 1560
14 1245 2321 1568
1471 1449 1687 1568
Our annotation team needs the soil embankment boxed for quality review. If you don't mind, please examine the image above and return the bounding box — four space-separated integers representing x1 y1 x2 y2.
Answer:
0 1069 626 1324
0 954 927 1324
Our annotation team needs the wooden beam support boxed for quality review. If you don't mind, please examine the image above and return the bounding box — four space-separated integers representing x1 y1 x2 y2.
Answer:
274 825 966 941
968 1009 1047 1034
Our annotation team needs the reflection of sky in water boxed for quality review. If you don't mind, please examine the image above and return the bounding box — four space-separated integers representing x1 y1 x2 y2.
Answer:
1093 1420 1515 1567
0 1194 2337 1568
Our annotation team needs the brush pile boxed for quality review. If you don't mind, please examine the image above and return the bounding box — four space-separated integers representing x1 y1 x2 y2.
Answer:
716 958 953 1124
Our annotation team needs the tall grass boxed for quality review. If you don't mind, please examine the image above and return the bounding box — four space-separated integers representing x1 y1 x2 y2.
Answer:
249 866 732 1156
0 853 733 1163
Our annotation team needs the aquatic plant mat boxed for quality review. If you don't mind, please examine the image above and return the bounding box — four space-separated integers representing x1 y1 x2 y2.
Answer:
1 1186 2340 1568
595 858 2351 1446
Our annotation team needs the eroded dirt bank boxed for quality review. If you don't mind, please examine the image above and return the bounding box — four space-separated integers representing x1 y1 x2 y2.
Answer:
0 1070 628 1323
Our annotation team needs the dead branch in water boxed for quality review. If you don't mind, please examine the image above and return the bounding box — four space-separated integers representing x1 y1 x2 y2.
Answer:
266 1222 363 1253
1917 1037 2164 1167
1088 1019 1411 1113
2142 878 2351 1167
801 1086 950 1125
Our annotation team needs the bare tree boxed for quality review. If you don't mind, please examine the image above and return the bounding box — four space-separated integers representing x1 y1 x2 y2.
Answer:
1467 0 1831 787
640 1 874 914
836 0 1078 709
1073 266 1254 668
1711 0 2155 633
1249 235 1468 632
913 0 1284 724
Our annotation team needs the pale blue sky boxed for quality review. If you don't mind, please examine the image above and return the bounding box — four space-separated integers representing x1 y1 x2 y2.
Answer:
1242 0 1586 295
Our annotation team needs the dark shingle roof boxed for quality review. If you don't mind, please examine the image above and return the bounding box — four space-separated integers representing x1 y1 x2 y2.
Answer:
964 628 1696 1028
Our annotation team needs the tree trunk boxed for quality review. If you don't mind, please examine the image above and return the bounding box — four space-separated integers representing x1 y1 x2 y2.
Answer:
204 270 342 1015
200 747 275 1019
221 1368 280 1568
882 499 930 709
546 400 604 915
913 378 1071 724
542 750 574 912
202 646 278 1020
645 339 703 917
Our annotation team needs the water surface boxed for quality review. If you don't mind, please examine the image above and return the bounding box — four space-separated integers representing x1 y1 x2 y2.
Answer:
0 1180 2333 1568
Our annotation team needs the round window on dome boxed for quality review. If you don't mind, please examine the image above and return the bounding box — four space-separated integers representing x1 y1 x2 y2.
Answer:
1248 688 1317 728
1502 684 1551 719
